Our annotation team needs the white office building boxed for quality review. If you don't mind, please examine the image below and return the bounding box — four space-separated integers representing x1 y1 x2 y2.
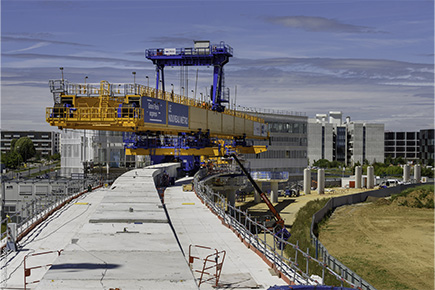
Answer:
60 130 129 177
308 112 384 166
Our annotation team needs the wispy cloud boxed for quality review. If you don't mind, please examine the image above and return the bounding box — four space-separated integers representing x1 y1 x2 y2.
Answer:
7 42 50 53
1 52 142 68
2 35 92 47
266 16 381 33
231 57 433 87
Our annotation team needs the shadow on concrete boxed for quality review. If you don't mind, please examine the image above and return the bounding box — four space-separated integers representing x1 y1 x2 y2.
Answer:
274 199 297 213
239 198 297 214
50 263 121 271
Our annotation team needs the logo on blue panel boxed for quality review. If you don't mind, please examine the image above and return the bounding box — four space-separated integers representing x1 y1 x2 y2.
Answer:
143 97 166 124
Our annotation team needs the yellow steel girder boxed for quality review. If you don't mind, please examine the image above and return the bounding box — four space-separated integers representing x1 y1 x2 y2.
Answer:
125 145 267 157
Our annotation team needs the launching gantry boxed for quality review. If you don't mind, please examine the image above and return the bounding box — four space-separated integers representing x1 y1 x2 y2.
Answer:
46 41 268 171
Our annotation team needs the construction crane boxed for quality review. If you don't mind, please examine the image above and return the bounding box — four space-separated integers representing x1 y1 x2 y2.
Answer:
229 153 291 248
146 40 232 112
46 41 268 172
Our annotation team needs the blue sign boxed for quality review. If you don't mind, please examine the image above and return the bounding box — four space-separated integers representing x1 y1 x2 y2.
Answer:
142 96 166 124
168 102 189 127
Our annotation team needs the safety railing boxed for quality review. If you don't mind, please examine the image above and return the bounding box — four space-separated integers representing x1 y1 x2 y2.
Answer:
145 42 233 58
1 178 101 249
188 244 226 287
24 250 63 290
309 183 422 290
48 80 267 124
193 170 367 288
46 107 144 124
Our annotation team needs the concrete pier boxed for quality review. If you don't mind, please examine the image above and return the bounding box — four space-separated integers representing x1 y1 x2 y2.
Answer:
317 168 325 194
367 166 374 189
355 166 362 189
303 168 311 194
414 164 421 182
403 164 410 182
270 181 279 203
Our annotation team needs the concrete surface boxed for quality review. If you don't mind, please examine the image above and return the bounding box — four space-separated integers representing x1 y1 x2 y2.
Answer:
2 164 289 289
164 177 286 289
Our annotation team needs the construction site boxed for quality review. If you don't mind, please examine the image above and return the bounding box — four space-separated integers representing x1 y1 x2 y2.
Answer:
1 40 431 290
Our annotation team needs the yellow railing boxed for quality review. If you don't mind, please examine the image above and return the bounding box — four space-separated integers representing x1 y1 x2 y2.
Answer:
57 80 265 124
46 107 143 123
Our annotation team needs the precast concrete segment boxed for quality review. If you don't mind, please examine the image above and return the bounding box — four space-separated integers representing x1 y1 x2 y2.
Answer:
35 165 197 290
164 177 285 290
1 188 107 289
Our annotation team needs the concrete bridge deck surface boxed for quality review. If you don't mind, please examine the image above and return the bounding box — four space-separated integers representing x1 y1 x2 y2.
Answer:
164 177 285 289
1 167 285 289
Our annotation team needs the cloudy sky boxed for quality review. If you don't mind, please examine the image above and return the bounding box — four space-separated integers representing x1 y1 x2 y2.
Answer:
1 0 434 132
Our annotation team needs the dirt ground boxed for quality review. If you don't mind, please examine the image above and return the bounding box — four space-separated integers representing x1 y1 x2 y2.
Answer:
318 202 434 290
235 187 373 227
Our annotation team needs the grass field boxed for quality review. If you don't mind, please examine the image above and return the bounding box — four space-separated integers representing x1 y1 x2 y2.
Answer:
318 186 434 290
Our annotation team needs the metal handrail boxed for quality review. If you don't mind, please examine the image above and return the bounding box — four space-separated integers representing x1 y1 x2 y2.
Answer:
24 250 63 290
48 80 267 124
46 107 144 122
1 179 101 250
193 170 366 288
145 42 233 58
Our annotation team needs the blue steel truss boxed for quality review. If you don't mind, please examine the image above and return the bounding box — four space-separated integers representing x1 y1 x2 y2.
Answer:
145 41 233 112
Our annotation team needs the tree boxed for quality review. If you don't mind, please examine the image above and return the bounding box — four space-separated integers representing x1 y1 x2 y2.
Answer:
313 159 330 168
13 137 36 162
421 166 434 178
1 151 23 169
49 153 61 161
10 138 17 150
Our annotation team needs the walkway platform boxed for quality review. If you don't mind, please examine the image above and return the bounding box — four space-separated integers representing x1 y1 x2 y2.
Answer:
165 177 285 289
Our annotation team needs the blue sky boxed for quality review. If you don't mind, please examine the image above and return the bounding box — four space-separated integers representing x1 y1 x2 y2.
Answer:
1 0 434 132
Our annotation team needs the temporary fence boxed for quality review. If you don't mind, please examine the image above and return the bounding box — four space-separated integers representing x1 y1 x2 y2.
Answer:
188 244 226 287
24 250 63 290
193 170 365 288
310 183 422 290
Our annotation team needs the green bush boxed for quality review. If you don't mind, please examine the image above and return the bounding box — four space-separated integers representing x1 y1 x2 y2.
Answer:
391 184 434 209
284 198 348 286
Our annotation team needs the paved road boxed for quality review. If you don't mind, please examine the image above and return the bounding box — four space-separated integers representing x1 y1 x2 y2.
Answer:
2 163 59 180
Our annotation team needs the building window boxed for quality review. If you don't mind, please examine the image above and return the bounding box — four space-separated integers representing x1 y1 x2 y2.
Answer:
396 132 405 140
5 205 16 212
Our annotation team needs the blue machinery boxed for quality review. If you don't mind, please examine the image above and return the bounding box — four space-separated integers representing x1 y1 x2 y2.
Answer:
146 41 232 112
143 41 252 172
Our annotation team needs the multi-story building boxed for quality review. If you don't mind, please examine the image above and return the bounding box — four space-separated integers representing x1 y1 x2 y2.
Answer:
245 111 308 178
384 129 434 164
419 129 434 164
384 131 420 161
1 130 60 157
308 112 384 166
60 129 131 177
